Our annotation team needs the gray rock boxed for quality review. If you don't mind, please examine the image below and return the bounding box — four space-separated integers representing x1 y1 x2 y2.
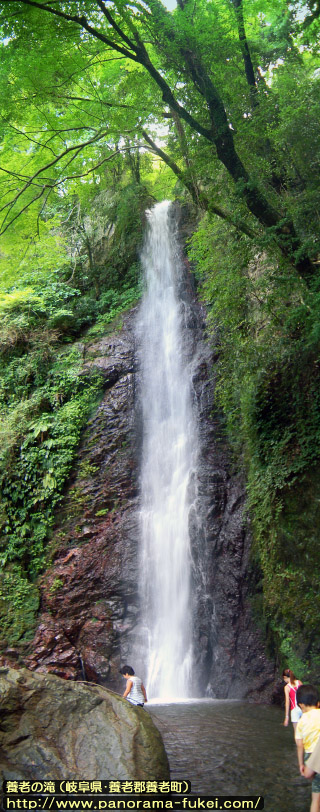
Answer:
0 667 169 780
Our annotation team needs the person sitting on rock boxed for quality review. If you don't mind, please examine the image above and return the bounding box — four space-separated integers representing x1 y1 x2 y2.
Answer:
119 665 147 707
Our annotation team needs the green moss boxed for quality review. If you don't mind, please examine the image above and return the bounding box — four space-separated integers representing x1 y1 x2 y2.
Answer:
49 577 64 594
78 460 99 478
0 568 40 646
258 466 320 673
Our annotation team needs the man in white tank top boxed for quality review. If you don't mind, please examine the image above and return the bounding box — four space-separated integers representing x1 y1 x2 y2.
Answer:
120 665 147 707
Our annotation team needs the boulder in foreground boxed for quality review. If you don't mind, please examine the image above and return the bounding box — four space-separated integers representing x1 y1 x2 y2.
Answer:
0 667 169 780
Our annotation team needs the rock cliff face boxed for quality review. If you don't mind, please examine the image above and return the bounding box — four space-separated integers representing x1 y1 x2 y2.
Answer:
25 314 141 690
0 666 169 779
14 206 275 699
190 329 274 699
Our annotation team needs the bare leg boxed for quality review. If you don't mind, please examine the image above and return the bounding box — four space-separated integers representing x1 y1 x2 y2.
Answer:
310 792 320 812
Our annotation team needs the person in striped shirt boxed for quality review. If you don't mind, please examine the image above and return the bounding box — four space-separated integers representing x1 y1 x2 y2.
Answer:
120 665 147 707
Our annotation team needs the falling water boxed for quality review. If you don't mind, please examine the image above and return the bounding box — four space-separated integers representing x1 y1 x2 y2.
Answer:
137 200 198 700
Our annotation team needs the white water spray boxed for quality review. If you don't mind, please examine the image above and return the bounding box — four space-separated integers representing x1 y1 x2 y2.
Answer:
137 201 198 700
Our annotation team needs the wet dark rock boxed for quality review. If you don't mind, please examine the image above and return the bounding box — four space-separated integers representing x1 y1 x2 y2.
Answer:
0 666 169 780
192 346 275 700
23 310 140 691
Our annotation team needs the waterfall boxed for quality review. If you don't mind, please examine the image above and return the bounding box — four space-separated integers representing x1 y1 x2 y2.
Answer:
137 200 198 700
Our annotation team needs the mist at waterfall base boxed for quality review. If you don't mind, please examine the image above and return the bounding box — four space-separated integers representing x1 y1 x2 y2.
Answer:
136 201 198 702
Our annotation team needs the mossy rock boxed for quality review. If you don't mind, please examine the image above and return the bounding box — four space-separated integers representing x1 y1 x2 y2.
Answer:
257 464 320 677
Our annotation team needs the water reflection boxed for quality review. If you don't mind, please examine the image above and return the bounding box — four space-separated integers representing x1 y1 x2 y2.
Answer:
148 700 310 812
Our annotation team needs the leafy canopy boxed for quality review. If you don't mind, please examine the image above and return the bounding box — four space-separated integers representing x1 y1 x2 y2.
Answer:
0 0 319 275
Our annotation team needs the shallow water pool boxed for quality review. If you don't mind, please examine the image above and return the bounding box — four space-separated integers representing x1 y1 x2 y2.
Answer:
147 700 311 812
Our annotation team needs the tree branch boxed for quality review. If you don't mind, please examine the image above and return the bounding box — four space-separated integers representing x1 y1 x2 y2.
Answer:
0 187 48 235
2 0 315 276
95 0 142 53
7 0 216 143
229 0 258 105
0 146 141 235
4 0 142 61
0 130 109 220
141 130 258 239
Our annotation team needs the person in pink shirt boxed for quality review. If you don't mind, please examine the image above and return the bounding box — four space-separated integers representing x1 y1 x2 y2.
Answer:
283 667 303 731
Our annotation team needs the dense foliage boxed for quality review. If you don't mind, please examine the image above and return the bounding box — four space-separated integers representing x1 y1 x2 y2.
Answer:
0 0 319 669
